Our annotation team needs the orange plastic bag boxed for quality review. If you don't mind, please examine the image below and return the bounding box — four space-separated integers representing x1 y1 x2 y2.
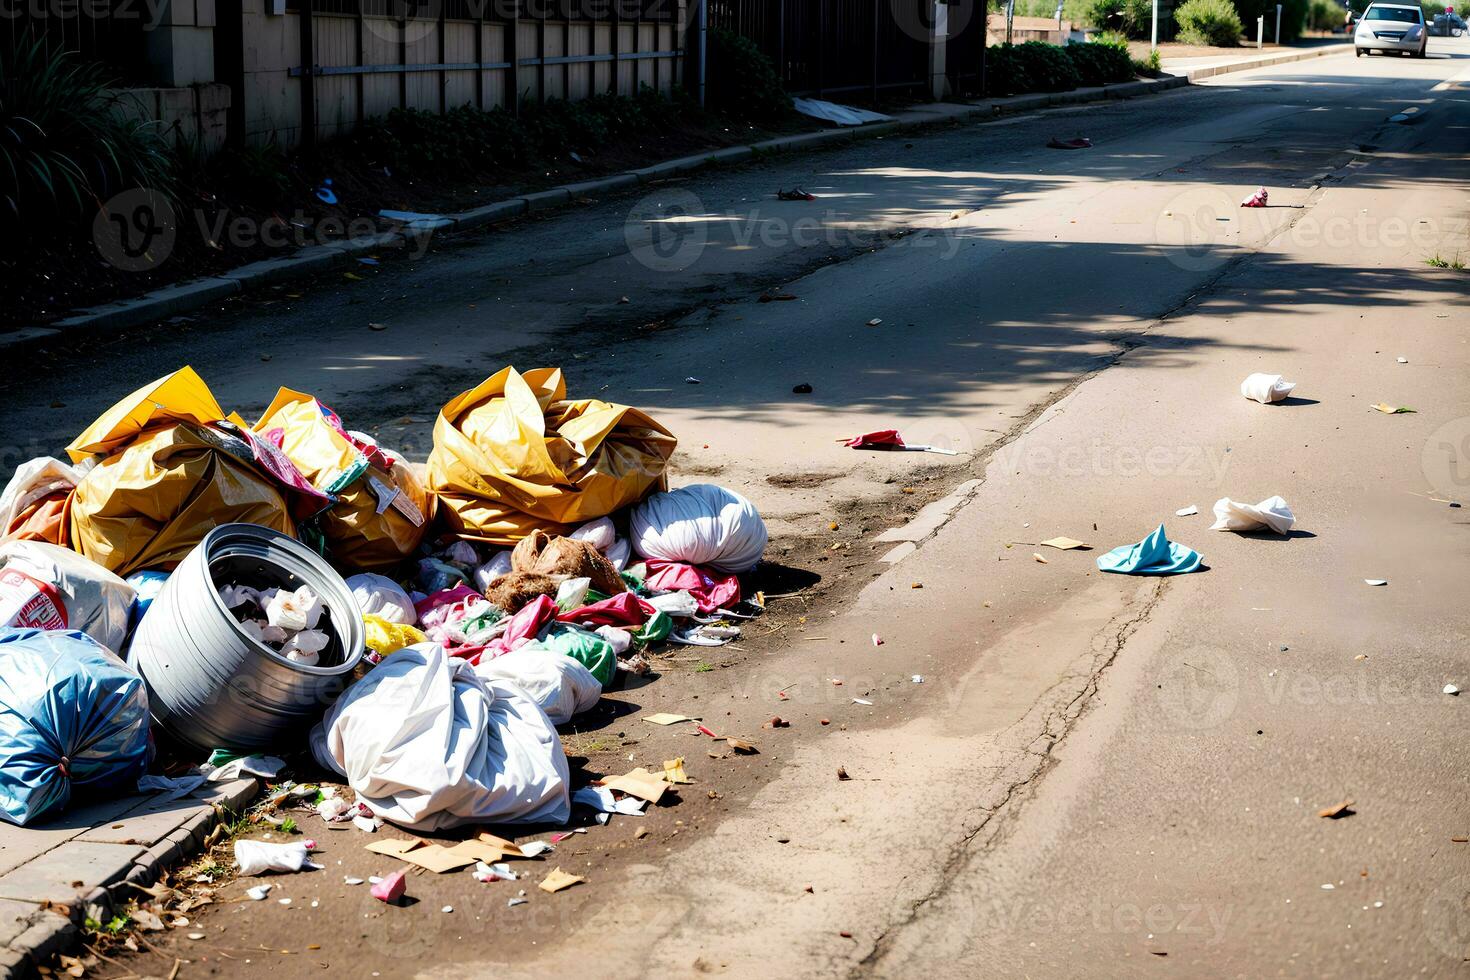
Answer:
254 388 432 572
427 367 676 545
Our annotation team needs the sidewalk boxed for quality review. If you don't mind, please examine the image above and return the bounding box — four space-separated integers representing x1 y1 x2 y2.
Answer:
0 779 256 975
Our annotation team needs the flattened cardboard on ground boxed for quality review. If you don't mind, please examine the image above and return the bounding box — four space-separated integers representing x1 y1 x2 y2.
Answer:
643 712 700 726
445 838 518 864
398 844 478 874
364 837 424 857
602 768 669 804
539 868 585 893
1039 536 1089 550
474 832 531 858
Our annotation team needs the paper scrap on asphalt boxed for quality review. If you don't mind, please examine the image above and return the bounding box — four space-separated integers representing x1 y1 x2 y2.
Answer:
538 868 586 893
643 712 700 726
602 768 670 804
1039 537 1088 550
1317 800 1355 818
1033 553 1048 563
663 758 693 784
1364 579 1388 586
364 837 424 857
205 755 286 782
852 698 874 706
1175 505 1198 517
1370 403 1416 414
574 786 647 815
399 844 477 874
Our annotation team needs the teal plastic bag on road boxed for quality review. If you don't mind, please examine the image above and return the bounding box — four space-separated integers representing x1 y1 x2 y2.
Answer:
1096 524 1203 576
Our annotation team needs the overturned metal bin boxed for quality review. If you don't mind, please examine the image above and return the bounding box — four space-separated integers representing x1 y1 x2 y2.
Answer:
130 523 364 754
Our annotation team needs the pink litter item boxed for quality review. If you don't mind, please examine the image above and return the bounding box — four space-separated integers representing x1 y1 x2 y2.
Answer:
371 869 408 903
1241 187 1268 208
871 633 883 647
475 593 560 662
414 585 481 629
642 559 740 614
840 430 905 449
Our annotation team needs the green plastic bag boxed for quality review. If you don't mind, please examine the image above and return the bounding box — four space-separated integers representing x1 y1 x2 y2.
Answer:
542 625 616 687
635 610 673 645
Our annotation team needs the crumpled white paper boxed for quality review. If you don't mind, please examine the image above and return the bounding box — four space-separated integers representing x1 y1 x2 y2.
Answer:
1210 495 1295 535
1240 373 1296 404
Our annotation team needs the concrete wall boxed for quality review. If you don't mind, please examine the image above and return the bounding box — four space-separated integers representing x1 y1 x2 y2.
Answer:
110 83 233 154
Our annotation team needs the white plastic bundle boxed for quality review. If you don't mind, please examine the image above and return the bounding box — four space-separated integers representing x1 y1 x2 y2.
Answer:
629 484 768 574
345 573 416 625
1240 373 1295 404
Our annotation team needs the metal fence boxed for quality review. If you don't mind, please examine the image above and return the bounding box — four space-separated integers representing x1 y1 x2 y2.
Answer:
3 0 150 82
708 0 984 98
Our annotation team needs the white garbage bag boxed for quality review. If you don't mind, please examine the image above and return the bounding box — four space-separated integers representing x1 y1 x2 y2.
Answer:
473 551 513 594
629 484 768 574
571 517 631 571
234 839 322 876
473 646 602 724
310 643 569 831
0 541 136 654
345 573 417 625
1241 373 1296 404
0 457 83 536
1210 496 1295 534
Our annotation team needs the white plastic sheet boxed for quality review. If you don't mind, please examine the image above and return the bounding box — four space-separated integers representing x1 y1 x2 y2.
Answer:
1240 373 1296 404
473 646 602 724
311 643 570 831
346 573 417 625
792 98 893 127
630 484 768 574
1210 496 1295 534
234 839 321 875
0 457 82 533
473 551 513 593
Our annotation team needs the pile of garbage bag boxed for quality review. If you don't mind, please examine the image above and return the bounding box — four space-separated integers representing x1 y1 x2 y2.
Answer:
0 363 769 833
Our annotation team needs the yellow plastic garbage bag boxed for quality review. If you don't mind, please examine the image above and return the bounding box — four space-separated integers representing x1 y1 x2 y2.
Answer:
65 365 228 463
69 424 296 576
427 367 676 545
254 388 433 572
65 368 296 577
363 614 427 658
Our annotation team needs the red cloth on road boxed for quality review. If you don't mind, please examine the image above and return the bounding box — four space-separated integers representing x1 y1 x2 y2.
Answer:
840 429 905 449
643 559 740 614
556 591 655 628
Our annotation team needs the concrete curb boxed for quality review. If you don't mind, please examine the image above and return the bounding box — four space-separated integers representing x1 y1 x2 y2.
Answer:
1181 43 1351 81
0 778 258 979
5 54 1323 356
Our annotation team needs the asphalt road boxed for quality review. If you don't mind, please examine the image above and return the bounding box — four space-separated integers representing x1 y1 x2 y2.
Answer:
17 41 1470 980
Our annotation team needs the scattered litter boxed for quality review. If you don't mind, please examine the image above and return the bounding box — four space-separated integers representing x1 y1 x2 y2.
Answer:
369 322 387 331
1364 579 1388 587
1320 883 1335 890
836 766 851 781
278 897 292 905
792 97 892 126
792 383 813 394
1318 800 1355 819
1039 537 1088 550
1210 496 1295 535
662 758 692 784
852 698 873 706
871 633 883 647
358 258 379 267
643 712 700 726
573 785 647 816
765 716 790 729
601 768 670 804
1046 136 1092 149
371 869 408 903
234 840 321 876
635 826 650 839
1240 373 1296 404
1397 357 1408 363
837 430 957 454
315 179 337 205
724 737 758 754
1175 505 1198 517
508 896 528 907
519 840 555 857
1370 403 1416 414
911 675 923 683
245 885 272 901
1032 553 1048 564
1444 684 1459 696
539 868 586 893
344 877 364 886
1096 525 1202 576
777 188 816 201
364 837 423 858
685 377 702 385
1241 186 1268 208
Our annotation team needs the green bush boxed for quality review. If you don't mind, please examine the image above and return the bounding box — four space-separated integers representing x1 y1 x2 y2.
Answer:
706 28 791 123
0 36 176 228
1064 38 1135 85
1234 0 1308 39
1176 0 1244 44
988 41 1083 94
1080 0 1154 35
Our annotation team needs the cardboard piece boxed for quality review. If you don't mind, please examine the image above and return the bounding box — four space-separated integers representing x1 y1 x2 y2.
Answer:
662 758 693 784
364 837 424 857
643 713 699 726
602 768 669 804
1039 536 1088 550
539 868 586 894
398 844 477 874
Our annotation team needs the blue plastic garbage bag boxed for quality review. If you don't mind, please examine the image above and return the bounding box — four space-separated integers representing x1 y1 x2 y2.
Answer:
1096 524 1202 576
0 628 151 826
124 570 170 632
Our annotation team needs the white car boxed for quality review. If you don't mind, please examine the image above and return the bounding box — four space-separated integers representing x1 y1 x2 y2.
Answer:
1355 2 1429 56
